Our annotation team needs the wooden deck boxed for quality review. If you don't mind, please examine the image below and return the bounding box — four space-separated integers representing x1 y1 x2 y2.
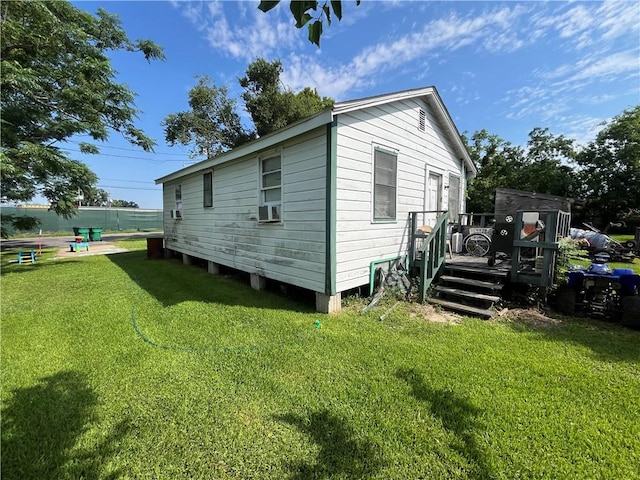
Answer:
445 252 512 272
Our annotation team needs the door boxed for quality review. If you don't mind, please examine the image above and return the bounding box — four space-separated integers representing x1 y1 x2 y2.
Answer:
424 172 442 226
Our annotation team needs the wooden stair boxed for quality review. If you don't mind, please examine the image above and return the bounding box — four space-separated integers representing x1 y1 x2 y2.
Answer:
428 263 508 318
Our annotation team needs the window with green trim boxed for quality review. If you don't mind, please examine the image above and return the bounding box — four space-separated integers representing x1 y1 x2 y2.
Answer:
373 148 397 220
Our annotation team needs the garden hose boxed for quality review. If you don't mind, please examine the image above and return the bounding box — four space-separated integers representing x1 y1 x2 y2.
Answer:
128 273 321 353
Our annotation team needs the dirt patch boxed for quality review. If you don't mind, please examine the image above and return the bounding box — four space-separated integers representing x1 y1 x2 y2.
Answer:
499 307 563 328
53 242 129 259
409 303 463 324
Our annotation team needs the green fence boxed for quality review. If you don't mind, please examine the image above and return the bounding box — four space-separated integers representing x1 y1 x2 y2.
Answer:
2 207 163 235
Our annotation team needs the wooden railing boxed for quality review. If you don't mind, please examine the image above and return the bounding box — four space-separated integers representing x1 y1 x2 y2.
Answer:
510 210 571 287
409 211 449 302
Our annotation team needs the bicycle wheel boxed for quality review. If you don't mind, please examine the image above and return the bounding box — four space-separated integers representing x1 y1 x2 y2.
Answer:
464 233 491 257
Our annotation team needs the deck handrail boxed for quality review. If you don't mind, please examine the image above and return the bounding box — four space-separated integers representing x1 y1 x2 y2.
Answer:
417 212 449 301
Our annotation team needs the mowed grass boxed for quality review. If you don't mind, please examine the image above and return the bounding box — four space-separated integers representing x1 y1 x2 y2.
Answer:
2 244 639 479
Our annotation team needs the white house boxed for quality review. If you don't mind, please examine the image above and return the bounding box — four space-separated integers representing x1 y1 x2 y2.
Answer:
155 86 476 313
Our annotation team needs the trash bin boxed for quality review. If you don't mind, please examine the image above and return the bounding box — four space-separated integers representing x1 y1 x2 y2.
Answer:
77 228 90 242
89 228 103 241
73 227 80 236
147 236 164 259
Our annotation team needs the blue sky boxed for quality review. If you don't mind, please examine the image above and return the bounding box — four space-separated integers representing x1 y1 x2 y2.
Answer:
63 0 639 209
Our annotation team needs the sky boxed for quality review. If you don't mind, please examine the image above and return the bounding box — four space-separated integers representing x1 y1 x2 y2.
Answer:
56 0 640 209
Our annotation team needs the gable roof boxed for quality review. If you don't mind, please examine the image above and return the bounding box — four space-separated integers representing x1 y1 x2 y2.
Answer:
155 86 475 184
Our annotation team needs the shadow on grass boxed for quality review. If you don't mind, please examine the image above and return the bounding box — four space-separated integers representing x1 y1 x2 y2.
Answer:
506 316 640 363
396 368 491 480
107 250 316 312
274 410 383 479
1 371 129 480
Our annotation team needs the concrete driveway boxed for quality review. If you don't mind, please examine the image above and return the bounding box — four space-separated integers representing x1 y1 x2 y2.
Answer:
1 231 163 258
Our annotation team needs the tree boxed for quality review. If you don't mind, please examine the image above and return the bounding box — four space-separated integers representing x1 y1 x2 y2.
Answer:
258 0 360 46
111 199 139 208
463 130 524 212
464 128 578 213
82 188 110 207
518 127 577 198
162 76 254 159
239 58 333 137
575 105 640 226
0 1 163 236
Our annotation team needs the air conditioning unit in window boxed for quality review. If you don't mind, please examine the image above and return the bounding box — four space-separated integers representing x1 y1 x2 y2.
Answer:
258 204 281 223
170 209 182 220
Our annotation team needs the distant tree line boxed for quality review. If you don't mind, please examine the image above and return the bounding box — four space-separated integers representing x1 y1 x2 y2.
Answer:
464 105 640 228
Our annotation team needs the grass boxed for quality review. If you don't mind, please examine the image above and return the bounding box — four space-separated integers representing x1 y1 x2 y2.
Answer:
2 245 639 479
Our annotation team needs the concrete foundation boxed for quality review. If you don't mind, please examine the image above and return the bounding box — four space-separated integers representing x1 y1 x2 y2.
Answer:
207 261 220 275
182 253 191 265
316 292 341 314
250 273 267 290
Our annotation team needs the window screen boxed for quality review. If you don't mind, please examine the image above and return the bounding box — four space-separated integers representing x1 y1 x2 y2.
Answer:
203 172 213 207
374 149 397 220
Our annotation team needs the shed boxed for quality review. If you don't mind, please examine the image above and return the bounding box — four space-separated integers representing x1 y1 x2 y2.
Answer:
155 86 476 312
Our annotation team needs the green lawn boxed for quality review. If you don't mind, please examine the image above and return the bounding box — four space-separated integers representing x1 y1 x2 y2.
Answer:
2 243 639 479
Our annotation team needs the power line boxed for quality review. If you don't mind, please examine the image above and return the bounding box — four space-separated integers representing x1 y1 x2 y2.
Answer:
66 139 189 157
97 185 161 191
100 178 156 184
61 147 187 162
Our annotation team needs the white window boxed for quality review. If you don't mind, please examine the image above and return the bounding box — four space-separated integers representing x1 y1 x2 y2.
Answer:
373 148 397 221
260 154 281 204
258 153 282 223
203 171 213 208
175 184 182 211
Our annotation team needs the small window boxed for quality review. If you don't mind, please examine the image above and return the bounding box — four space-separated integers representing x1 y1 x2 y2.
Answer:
260 154 281 205
175 184 182 210
203 171 213 207
448 174 460 222
373 148 397 221
418 108 426 132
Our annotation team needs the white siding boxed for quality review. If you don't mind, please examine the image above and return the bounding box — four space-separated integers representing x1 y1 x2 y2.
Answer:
334 98 464 291
163 128 327 293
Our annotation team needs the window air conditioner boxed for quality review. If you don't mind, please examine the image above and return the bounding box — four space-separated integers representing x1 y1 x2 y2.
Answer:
258 204 281 222
170 209 182 220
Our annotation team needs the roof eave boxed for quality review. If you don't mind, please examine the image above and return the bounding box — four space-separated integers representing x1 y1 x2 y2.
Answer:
155 108 334 184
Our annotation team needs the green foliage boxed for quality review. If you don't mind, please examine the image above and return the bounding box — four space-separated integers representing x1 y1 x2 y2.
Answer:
258 0 360 46
575 105 640 227
0 1 163 232
110 199 139 208
162 76 254 159
82 187 110 207
239 58 334 137
464 128 579 213
554 237 585 286
2 251 639 478
463 129 524 212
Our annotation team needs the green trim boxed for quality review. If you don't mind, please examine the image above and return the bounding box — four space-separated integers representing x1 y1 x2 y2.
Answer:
325 119 338 295
369 256 407 296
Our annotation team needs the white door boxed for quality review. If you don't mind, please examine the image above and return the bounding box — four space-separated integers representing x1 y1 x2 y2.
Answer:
424 172 442 226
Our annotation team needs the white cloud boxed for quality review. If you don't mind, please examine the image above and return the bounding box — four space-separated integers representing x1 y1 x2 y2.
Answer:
173 0 300 61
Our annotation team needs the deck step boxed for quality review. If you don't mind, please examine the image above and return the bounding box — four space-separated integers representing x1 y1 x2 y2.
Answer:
434 286 501 303
439 275 504 291
444 264 509 278
428 298 495 318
